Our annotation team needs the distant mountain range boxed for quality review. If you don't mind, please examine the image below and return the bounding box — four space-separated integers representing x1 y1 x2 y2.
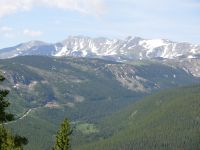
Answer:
0 36 200 61
1 37 200 150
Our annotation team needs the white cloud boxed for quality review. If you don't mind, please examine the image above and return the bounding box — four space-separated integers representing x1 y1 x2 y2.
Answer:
0 0 106 18
23 29 43 37
1 26 43 38
0 26 13 32
0 26 15 38
0 0 33 18
3 33 16 38
41 0 105 15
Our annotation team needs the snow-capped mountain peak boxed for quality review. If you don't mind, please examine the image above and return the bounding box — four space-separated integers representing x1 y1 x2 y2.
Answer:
0 36 200 61
139 39 168 49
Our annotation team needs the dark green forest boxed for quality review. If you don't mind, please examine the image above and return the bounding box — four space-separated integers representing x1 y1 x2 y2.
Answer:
0 56 199 150
76 85 200 150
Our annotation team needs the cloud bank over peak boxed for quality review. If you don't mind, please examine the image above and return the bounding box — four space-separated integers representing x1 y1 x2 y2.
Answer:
0 0 106 18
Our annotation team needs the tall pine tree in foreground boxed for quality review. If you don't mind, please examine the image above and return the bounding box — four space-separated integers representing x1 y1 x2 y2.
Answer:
0 74 28 150
0 75 14 123
53 118 72 150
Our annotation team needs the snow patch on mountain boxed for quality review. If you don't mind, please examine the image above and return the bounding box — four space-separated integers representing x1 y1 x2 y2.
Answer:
0 36 200 61
139 39 167 49
54 46 68 56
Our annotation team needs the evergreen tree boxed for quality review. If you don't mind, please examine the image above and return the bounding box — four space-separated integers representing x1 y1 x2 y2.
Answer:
53 118 72 150
0 75 14 123
0 74 28 150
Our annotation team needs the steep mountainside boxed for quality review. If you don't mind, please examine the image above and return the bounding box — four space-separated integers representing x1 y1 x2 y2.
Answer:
0 56 199 149
0 36 200 61
164 58 200 77
77 85 200 150
0 56 197 112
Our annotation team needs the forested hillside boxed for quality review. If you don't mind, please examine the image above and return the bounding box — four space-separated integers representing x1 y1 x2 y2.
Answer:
0 56 199 149
76 85 200 150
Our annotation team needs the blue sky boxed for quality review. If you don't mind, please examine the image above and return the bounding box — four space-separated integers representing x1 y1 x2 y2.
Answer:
0 0 200 48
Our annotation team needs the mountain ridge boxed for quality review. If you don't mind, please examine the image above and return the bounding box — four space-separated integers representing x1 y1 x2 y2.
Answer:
1 55 199 150
0 36 200 61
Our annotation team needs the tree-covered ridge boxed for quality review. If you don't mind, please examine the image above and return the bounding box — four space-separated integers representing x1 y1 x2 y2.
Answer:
76 85 200 150
0 56 199 149
0 56 197 117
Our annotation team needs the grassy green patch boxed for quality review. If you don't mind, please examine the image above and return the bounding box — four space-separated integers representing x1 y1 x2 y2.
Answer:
76 123 99 135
